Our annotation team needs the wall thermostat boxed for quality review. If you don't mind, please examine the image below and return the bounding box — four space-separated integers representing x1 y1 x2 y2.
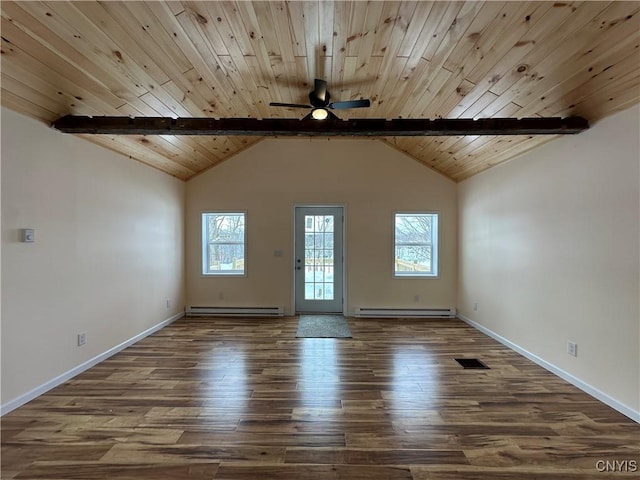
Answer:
22 228 35 243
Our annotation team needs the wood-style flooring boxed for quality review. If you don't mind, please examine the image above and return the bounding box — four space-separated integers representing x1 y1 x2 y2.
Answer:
2 317 639 479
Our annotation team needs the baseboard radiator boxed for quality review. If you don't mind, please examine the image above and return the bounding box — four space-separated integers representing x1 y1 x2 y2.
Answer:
354 307 456 318
186 306 284 317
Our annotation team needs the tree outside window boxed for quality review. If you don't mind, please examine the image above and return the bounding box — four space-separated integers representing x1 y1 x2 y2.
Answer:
202 213 246 275
394 213 438 277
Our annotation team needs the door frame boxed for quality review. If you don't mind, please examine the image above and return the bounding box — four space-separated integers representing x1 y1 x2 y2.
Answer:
291 204 347 315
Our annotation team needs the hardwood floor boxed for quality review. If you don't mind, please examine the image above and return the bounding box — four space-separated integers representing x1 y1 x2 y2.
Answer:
2 317 638 479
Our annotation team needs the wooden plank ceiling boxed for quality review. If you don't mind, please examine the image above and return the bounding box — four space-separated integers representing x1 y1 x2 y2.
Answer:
1 1 639 182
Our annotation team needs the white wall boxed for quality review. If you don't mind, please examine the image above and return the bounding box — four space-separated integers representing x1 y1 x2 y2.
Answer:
1 107 185 408
458 104 640 418
186 138 457 315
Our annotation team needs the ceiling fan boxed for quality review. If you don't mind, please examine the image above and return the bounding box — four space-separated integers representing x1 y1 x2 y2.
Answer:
270 78 371 120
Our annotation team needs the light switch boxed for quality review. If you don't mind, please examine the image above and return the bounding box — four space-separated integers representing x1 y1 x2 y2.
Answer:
22 228 35 243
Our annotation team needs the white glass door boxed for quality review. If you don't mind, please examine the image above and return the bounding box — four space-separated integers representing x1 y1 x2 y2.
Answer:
294 206 344 313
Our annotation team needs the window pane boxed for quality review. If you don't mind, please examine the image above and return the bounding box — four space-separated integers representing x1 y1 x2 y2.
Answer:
303 215 336 300
323 216 334 233
323 233 334 249
306 270 318 284
208 214 244 242
324 283 334 299
306 282 334 300
395 246 432 274
203 213 245 275
394 213 438 277
395 214 432 244
208 244 245 272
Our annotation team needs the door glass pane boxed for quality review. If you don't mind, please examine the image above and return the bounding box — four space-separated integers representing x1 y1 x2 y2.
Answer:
324 233 333 249
304 215 334 300
323 216 334 232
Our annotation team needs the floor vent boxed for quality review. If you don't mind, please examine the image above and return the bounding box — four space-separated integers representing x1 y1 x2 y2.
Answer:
455 358 490 369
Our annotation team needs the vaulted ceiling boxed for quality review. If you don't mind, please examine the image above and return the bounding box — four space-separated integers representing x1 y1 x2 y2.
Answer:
1 1 639 181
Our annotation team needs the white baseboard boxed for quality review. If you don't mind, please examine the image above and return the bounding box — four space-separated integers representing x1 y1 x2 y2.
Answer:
1 312 184 416
457 313 639 424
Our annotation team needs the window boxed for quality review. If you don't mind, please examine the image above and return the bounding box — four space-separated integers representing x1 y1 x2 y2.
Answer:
394 213 438 277
202 212 246 275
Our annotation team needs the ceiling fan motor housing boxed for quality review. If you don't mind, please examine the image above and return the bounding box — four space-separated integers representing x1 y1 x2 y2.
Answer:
310 90 330 108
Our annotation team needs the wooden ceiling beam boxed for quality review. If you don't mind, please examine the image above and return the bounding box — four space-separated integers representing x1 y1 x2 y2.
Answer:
52 115 589 136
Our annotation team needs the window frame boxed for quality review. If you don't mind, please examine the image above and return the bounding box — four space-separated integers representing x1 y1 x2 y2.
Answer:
393 211 439 278
201 211 247 277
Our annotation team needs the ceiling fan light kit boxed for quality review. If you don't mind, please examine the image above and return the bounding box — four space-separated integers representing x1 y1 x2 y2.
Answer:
311 108 329 121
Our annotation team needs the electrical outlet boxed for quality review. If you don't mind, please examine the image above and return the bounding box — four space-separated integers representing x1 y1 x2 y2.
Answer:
473 303 478 311
166 298 171 308
413 295 420 303
77 332 87 347
567 341 578 357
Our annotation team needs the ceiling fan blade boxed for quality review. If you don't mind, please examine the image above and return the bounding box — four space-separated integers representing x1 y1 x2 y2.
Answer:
329 99 371 109
314 78 328 102
269 102 311 109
